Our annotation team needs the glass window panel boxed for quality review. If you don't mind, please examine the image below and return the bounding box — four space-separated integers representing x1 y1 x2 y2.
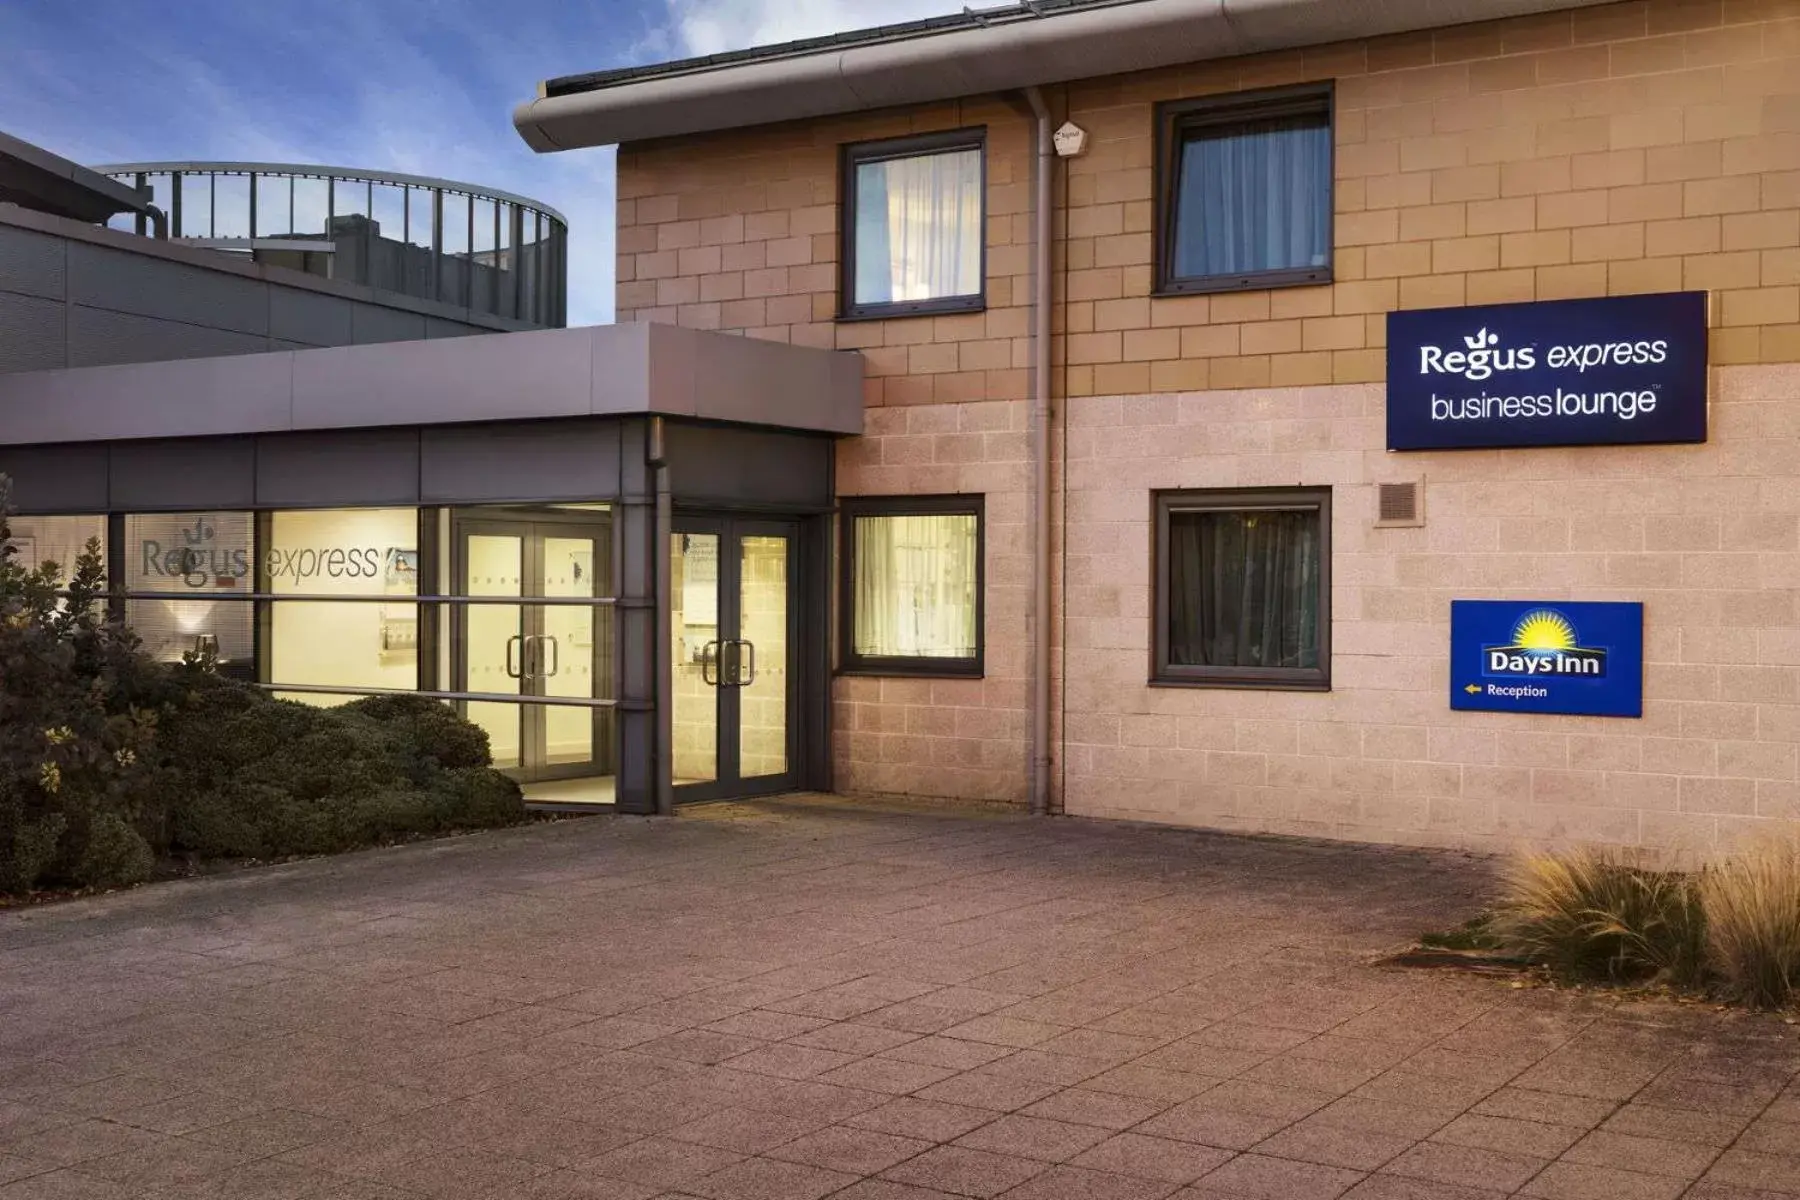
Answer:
371 183 406 243
853 147 983 306
124 512 253 670
255 174 291 237
406 187 434 248
177 173 212 238
1171 111 1330 280
6 515 105 584
291 177 329 237
211 174 251 239
464 533 523 771
332 177 369 221
671 532 719 785
852 512 978 660
739 536 788 779
266 508 418 707
1165 507 1322 671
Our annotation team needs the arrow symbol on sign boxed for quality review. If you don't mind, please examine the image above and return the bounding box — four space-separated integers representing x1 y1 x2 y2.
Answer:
1464 684 1483 695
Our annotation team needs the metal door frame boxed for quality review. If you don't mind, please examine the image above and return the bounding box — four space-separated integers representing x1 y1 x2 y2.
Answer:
672 514 802 803
451 511 613 784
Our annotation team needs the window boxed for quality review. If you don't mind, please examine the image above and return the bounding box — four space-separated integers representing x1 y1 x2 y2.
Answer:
125 511 255 677
264 508 419 707
1154 488 1330 689
841 496 982 676
1155 83 1333 295
842 130 985 319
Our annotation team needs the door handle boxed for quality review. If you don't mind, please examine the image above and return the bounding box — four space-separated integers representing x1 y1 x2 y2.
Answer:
541 635 560 678
734 639 756 687
505 635 524 680
701 640 720 686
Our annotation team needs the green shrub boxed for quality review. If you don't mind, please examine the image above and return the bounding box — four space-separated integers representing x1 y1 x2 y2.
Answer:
0 475 528 894
1493 848 1707 986
1701 836 1800 1010
342 694 491 770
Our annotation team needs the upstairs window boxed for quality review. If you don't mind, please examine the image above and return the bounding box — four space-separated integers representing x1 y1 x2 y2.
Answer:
842 130 985 319
1156 83 1333 295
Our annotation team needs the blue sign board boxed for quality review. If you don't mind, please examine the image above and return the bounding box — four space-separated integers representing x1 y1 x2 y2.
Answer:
1388 291 1708 451
1450 601 1643 718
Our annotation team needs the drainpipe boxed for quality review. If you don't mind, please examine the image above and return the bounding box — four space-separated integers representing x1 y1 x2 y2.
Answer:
143 203 168 239
650 416 675 816
1024 86 1053 819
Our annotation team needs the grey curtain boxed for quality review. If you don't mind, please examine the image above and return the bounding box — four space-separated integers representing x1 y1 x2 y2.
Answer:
1168 509 1320 669
1174 114 1330 278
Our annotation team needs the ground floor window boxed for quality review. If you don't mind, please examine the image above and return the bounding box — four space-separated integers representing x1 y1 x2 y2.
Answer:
266 507 420 705
125 511 255 673
1154 487 1330 690
840 495 982 676
4 514 106 580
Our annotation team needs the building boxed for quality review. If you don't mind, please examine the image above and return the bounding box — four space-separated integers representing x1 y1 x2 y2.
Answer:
96 162 568 328
507 0 1800 856
0 129 859 813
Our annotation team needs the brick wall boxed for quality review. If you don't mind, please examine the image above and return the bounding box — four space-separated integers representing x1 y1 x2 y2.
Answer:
614 0 1800 833
1064 365 1800 861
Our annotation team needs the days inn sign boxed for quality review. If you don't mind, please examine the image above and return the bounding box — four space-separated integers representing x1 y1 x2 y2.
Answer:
1451 601 1643 719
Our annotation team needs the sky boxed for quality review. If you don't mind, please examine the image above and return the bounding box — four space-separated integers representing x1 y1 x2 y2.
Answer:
0 0 971 326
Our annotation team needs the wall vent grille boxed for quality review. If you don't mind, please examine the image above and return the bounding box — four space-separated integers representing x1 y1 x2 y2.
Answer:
1375 481 1424 528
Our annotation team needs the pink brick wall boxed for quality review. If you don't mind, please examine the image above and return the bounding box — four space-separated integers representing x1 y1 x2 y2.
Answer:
1061 364 1799 860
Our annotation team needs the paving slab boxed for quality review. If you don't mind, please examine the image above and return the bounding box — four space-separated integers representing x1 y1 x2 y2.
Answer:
1 795 1796 1200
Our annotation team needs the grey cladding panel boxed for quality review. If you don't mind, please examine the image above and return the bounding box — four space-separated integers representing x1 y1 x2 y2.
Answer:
421 420 622 504
109 437 256 510
424 317 483 339
256 429 422 508
350 303 428 344
0 225 67 301
68 306 270 369
0 293 67 374
0 444 109 512
269 287 353 347
665 423 833 508
66 241 270 335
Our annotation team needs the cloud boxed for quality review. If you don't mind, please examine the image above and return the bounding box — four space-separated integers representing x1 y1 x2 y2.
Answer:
664 0 970 56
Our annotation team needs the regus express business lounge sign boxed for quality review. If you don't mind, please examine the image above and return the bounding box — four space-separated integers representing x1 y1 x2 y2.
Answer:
1387 291 1708 451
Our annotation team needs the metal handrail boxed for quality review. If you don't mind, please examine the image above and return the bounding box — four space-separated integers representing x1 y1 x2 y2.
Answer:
261 682 614 708
64 590 616 607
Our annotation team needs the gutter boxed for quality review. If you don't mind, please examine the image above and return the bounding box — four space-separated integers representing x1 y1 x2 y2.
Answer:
514 0 1611 152
1024 87 1053 819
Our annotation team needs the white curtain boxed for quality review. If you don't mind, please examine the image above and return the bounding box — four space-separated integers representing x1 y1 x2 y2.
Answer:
854 148 982 305
1175 114 1330 279
854 514 977 659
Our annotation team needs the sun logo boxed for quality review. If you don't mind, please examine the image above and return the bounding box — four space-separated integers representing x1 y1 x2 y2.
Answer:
1511 609 1578 655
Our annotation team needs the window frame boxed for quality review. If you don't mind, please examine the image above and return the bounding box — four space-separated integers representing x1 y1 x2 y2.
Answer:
1151 486 1332 691
1152 81 1336 298
838 494 985 678
839 128 988 322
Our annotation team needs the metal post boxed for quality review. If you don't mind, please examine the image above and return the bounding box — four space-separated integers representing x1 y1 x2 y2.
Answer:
652 417 674 815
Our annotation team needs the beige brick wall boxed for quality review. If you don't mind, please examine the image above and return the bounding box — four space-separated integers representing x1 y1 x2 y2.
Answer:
615 0 1800 833
1063 364 1799 861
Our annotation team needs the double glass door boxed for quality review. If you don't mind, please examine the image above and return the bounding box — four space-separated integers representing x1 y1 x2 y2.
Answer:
458 518 612 783
672 517 798 800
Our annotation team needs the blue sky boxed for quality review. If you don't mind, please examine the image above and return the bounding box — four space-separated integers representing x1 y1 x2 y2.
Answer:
0 0 970 326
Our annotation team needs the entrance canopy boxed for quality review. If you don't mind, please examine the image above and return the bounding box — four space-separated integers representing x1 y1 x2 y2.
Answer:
0 321 864 448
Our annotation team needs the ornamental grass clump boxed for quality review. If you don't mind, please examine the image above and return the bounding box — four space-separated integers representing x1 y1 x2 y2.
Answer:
1493 848 1707 987
1699 835 1800 1011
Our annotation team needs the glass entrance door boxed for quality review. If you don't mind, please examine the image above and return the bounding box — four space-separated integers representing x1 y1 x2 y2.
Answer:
456 518 613 787
672 517 798 801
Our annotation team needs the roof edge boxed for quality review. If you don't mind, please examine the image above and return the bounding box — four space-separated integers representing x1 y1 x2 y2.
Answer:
514 0 1614 152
